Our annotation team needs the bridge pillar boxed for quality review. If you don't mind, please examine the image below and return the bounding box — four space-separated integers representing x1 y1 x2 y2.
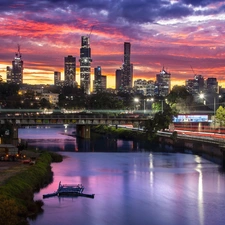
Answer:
76 125 90 139
12 126 19 146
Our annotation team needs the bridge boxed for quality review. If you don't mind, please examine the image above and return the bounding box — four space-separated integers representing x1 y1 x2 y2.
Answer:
0 112 150 141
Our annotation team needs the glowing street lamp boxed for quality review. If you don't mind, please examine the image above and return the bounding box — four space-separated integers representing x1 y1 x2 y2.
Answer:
144 98 154 113
134 98 139 111
213 95 221 130
199 93 206 105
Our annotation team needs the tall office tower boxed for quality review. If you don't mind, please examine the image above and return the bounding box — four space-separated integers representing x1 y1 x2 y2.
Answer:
7 45 23 84
93 66 102 93
101 75 107 91
54 71 61 86
121 42 133 89
206 77 218 93
115 69 122 90
79 36 92 94
195 75 205 93
64 55 76 86
155 67 171 97
185 75 205 95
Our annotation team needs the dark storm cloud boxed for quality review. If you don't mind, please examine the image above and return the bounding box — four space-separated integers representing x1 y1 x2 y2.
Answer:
181 0 225 6
0 0 223 27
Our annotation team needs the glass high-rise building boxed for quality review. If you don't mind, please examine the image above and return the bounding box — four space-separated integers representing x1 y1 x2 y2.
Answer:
54 71 61 86
115 69 122 90
79 36 92 94
7 46 23 84
64 55 76 86
155 67 171 97
121 42 133 89
101 75 107 91
93 66 102 93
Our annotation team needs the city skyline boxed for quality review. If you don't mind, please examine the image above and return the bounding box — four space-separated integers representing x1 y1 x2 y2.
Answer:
1 0 225 88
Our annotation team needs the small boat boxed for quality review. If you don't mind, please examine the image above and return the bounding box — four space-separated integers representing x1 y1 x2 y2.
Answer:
57 181 84 194
43 181 94 199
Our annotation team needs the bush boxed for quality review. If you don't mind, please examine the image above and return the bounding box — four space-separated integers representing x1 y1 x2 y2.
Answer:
91 125 146 141
0 151 62 225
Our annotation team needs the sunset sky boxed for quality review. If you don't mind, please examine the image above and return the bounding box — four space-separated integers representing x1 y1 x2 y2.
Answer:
1 0 225 89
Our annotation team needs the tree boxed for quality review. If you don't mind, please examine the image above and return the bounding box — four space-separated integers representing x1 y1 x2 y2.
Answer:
39 98 52 109
87 92 124 110
144 104 176 140
143 118 157 141
0 83 20 108
58 86 86 109
166 85 194 113
215 106 225 126
0 121 14 143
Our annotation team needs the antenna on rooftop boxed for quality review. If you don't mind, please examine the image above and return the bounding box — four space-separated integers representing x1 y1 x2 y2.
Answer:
17 44 21 58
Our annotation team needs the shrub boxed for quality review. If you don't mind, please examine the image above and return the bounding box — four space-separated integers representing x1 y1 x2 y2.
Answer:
0 151 62 225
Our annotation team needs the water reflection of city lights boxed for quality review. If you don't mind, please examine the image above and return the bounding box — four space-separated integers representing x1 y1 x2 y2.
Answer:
64 124 68 131
195 156 204 225
149 153 154 187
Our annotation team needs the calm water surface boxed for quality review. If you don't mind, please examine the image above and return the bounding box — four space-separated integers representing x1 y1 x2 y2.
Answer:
19 126 225 225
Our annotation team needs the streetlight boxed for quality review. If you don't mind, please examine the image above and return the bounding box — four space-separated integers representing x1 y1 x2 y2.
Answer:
158 99 164 113
199 93 205 105
134 98 154 113
144 98 154 114
213 95 221 131
134 98 139 111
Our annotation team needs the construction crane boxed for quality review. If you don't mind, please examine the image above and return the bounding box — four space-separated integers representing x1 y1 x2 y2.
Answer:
88 25 94 38
190 65 196 76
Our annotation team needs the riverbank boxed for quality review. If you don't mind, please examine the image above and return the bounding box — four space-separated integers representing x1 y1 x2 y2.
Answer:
0 150 63 225
91 125 225 166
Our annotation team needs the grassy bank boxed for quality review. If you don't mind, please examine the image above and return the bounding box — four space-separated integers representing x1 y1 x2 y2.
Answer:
0 151 63 225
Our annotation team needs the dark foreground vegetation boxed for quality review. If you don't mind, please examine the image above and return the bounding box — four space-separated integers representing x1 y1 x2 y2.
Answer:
91 125 148 141
0 151 63 225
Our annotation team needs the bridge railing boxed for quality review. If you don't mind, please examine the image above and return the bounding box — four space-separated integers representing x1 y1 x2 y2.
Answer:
157 131 225 145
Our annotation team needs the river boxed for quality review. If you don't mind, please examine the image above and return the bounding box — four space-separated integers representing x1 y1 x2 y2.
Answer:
18 125 225 225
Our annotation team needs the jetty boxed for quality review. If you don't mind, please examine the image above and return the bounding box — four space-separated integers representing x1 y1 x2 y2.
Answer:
43 181 95 199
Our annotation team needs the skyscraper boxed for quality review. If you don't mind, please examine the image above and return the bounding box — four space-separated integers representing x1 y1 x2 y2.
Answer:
7 45 23 84
93 66 102 93
101 75 107 91
79 36 92 94
64 55 76 86
185 75 205 95
115 69 122 90
54 71 61 86
121 42 133 89
155 67 171 97
206 77 218 93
